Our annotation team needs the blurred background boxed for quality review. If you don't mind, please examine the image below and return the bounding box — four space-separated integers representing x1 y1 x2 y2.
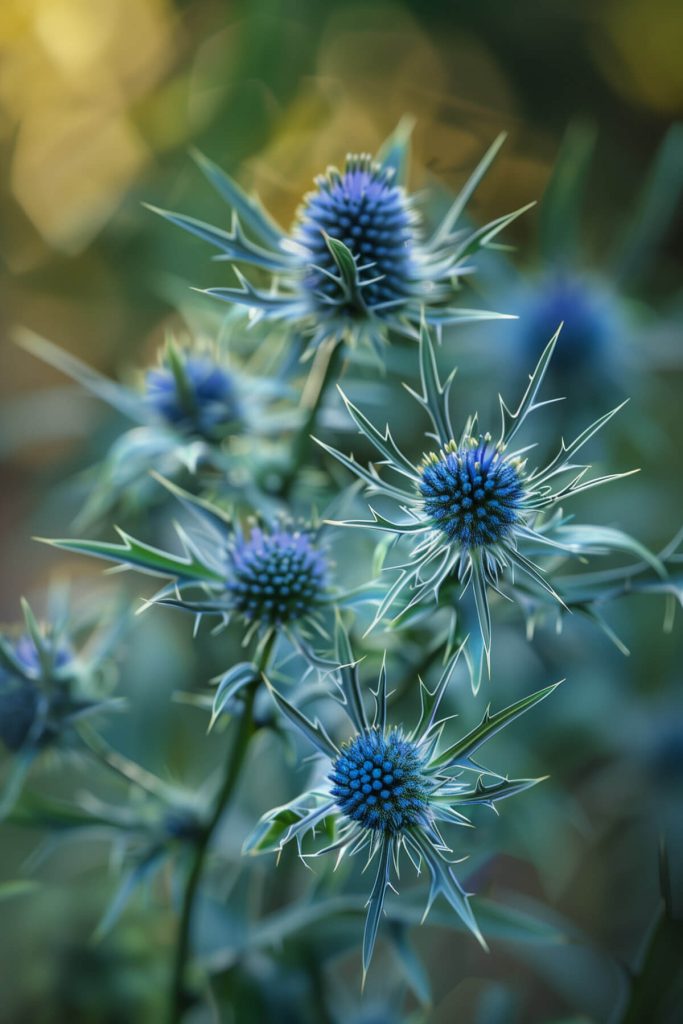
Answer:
1 1 682 1022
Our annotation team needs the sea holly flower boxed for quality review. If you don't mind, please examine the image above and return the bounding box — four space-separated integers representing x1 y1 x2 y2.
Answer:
17 330 295 527
149 122 525 356
142 350 243 442
244 625 558 977
509 272 622 380
315 323 662 689
487 123 683 413
42 480 377 719
0 596 124 819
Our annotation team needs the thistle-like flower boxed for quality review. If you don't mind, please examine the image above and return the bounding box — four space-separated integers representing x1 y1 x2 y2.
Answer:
143 351 243 442
17 329 294 527
226 525 328 629
315 323 651 687
244 625 557 977
44 478 355 674
0 596 123 818
149 123 525 356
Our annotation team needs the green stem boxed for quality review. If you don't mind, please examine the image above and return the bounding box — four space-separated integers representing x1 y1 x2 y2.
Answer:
168 633 275 1023
279 341 344 498
620 902 683 1024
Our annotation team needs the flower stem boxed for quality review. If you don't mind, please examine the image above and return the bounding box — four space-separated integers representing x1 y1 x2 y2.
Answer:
279 340 343 498
168 633 275 1023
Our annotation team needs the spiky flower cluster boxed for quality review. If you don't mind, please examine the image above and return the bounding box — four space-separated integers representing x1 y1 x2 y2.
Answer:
330 728 430 833
144 355 242 441
226 526 328 627
419 438 525 547
295 156 417 320
246 631 557 974
150 125 520 354
317 324 642 688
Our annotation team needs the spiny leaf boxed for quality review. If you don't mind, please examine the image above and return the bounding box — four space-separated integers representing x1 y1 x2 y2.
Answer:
145 205 290 272
427 132 507 250
209 662 260 731
191 148 287 250
40 531 226 583
432 680 561 769
265 681 339 760
363 838 393 978
14 329 148 424
334 613 369 733
499 326 560 446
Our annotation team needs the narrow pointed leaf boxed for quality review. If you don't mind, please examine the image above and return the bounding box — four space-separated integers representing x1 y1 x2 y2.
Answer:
191 148 286 249
376 116 415 185
42 532 225 583
433 681 561 769
500 327 560 446
363 837 393 975
266 682 338 759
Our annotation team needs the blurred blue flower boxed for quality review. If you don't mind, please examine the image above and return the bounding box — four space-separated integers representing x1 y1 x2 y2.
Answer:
150 124 523 356
143 353 243 442
245 626 557 976
0 597 124 818
511 273 621 375
0 672 40 754
19 330 296 528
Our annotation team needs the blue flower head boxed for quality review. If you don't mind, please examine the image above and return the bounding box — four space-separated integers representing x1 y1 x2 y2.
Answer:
245 624 558 978
16 331 278 530
0 669 40 753
0 597 122 817
45 480 343 666
149 123 523 356
509 272 622 384
0 626 77 752
317 323 648 691
227 525 328 628
330 727 430 833
419 439 525 547
294 155 417 323
144 352 242 442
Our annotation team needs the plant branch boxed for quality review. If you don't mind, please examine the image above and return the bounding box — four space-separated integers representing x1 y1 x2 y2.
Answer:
168 632 275 1023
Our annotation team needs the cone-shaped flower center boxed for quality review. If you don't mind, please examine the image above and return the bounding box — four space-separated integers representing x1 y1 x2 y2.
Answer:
226 527 327 626
295 156 417 318
145 356 241 440
420 441 524 547
330 728 430 834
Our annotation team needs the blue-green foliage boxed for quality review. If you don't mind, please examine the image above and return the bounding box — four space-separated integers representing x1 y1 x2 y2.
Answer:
3 116 681 1020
